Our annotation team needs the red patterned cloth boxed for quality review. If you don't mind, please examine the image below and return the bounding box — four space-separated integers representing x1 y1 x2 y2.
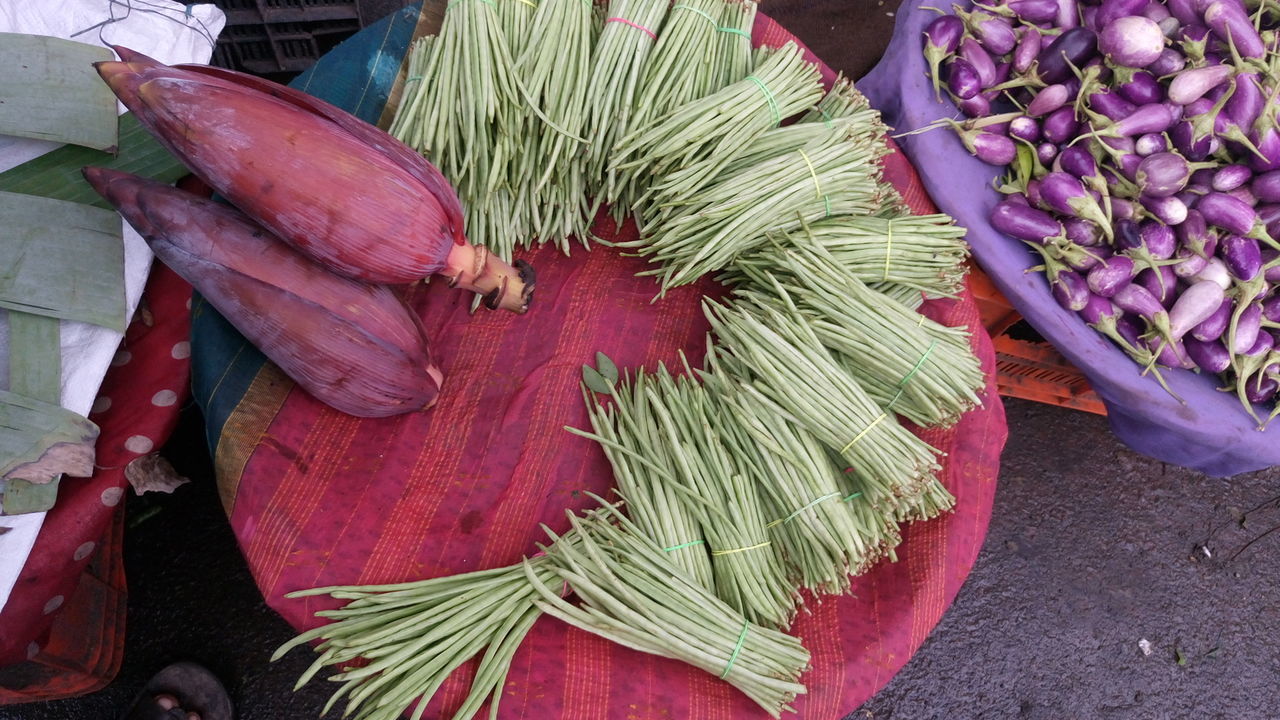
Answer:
209 19 1009 712
0 263 192 699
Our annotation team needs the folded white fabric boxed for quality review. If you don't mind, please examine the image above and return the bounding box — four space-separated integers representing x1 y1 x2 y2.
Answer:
0 0 227 614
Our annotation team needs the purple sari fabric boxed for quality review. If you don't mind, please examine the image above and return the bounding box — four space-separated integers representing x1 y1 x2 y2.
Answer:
858 2 1279 477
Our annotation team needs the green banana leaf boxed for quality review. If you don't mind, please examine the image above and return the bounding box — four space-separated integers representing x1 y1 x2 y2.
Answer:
0 33 117 151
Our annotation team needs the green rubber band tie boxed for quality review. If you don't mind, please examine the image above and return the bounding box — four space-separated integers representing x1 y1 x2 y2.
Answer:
721 622 750 679
843 491 863 502
886 339 939 409
717 27 751 38
407 75 424 82
819 107 835 128
746 75 781 126
662 539 706 552
672 4 717 24
767 492 842 528
823 194 832 218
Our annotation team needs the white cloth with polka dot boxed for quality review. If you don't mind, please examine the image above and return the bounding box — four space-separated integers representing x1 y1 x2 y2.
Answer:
0 0 226 614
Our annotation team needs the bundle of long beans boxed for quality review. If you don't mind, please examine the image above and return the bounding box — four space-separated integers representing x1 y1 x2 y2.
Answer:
606 0 757 207
726 251 983 428
273 558 561 720
527 500 810 718
511 0 597 250
567 365 716 592
610 43 823 208
709 383 902 595
623 132 889 290
389 0 523 258
583 0 670 201
639 367 797 628
728 214 969 299
703 300 942 515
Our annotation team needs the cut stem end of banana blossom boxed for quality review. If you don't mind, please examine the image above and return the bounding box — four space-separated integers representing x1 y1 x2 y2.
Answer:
444 243 536 314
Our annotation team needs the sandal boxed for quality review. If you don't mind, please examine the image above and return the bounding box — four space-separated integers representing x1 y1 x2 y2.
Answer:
120 662 234 720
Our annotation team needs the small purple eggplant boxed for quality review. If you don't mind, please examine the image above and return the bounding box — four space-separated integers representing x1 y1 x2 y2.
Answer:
1009 0 1061 23
1052 268 1092 311
1213 164 1253 192
1262 293 1280 322
1177 209 1213 255
948 59 983 101
1231 302 1264 354
1043 106 1081 143
1087 89 1138 121
991 201 1066 243
1168 65 1234 105
957 93 993 118
1142 1 1171 22
1135 152 1192 197
1251 171 1280 203
1038 27 1099 84
1146 194 1189 225
1227 185 1258 207
1170 118 1218 160
971 132 1018 165
1199 192 1262 236
1220 234 1263 280
1190 296 1233 341
1115 69 1163 105
1064 215 1103 243
959 37 998 89
1110 197 1141 220
1038 142 1060 164
1099 15 1166 67
1088 254 1137 296
1242 373 1278 404
1137 266 1179 307
1058 145 1098 179
1028 84 1072 117
958 8 1018 56
1248 125 1280 173
1170 280 1228 338
1042 171 1114 233
1166 0 1201 25
1173 248 1210 277
1245 330 1275 357
1148 48 1187 75
923 14 965 100
1204 0 1266 59
1013 27 1043 74
1184 336 1232 372
1057 0 1082 29
1191 256 1233 289
1140 219 1177 258
1134 132 1168 155
1093 103 1176 137
1095 0 1147 29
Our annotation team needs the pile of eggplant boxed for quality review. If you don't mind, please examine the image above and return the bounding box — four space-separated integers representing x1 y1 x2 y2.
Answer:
924 0 1280 424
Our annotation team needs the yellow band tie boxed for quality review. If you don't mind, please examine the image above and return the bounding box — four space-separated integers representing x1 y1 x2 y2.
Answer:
798 149 822 199
883 220 894 281
516 0 537 7
711 541 772 556
841 412 887 453
765 492 842 528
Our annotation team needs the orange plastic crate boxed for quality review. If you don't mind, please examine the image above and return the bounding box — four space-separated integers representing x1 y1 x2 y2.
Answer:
969 264 1108 415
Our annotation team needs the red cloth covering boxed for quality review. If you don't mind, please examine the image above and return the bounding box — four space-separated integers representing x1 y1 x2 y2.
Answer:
0 264 192 698
213 22 1009 714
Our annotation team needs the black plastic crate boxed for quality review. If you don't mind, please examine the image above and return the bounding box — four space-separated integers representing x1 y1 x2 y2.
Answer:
220 0 362 26
211 19 361 76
